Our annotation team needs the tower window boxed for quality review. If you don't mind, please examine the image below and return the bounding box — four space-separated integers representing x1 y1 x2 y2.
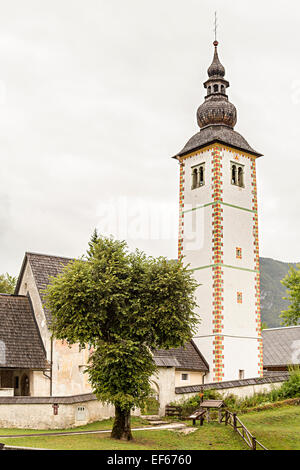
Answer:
191 163 205 189
237 292 243 304
239 370 245 380
213 84 219 93
207 86 211 95
236 247 242 259
221 84 225 94
231 162 244 188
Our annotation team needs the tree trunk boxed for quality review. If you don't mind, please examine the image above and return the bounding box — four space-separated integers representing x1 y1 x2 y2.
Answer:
111 405 133 440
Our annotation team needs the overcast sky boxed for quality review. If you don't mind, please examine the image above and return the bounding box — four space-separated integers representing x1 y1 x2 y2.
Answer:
0 0 299 275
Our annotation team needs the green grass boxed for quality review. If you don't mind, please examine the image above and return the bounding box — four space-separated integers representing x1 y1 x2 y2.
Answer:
1 406 299 450
241 405 300 450
0 424 247 450
0 416 149 436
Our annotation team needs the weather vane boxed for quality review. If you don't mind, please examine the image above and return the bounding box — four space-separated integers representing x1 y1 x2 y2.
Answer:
214 11 218 43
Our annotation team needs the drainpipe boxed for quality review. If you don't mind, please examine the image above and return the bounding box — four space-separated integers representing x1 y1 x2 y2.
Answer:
50 337 53 396
42 337 53 396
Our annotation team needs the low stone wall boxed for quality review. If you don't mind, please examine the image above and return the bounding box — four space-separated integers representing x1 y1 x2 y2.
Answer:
0 389 14 397
0 393 138 429
172 373 290 403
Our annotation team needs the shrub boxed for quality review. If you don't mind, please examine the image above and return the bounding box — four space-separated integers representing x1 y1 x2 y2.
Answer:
278 366 300 399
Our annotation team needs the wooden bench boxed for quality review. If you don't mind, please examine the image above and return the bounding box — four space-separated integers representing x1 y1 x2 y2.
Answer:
189 400 225 425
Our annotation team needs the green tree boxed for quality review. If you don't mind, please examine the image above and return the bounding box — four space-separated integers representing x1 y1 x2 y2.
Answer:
45 235 198 440
0 273 17 294
280 264 300 326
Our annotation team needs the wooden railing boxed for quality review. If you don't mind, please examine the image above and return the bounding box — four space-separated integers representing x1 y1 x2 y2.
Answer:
221 410 268 450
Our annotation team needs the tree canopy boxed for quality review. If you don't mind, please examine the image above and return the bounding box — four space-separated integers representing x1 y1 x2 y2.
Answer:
45 234 198 439
280 264 300 326
0 273 17 294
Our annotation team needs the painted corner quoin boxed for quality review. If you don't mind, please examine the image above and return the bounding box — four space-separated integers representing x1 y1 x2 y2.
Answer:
178 159 185 259
251 158 263 377
211 146 224 382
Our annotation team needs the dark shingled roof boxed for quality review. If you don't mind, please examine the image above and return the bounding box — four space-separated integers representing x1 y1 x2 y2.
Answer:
16 252 73 326
262 326 300 367
153 340 209 371
174 125 262 158
175 372 290 394
0 294 48 369
15 253 210 371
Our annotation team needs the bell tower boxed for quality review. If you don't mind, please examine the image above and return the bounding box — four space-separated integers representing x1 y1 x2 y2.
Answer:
174 41 263 382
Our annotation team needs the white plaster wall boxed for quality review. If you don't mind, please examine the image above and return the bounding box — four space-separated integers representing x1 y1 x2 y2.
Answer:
181 146 260 383
192 268 213 336
0 400 116 429
152 367 175 416
0 389 14 396
175 371 204 387
222 206 255 269
222 337 260 381
51 340 92 396
172 380 285 404
221 149 254 211
31 371 51 397
222 269 257 338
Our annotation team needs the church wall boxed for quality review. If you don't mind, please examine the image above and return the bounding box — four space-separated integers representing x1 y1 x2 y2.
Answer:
51 340 92 397
151 367 175 416
175 370 205 387
0 399 117 429
172 380 284 404
221 149 254 211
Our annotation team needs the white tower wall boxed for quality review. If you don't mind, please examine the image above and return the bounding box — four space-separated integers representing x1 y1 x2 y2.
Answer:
178 145 263 382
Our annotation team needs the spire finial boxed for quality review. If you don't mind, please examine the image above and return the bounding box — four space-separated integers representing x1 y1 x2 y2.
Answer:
214 11 218 44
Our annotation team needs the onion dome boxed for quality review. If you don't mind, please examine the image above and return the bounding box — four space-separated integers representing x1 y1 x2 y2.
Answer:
207 40 225 78
197 41 237 129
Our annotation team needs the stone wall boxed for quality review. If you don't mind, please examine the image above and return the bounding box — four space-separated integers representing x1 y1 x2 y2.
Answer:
0 394 138 429
171 373 289 405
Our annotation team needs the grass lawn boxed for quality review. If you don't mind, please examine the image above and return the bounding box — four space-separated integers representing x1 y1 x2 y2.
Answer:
0 416 149 436
0 405 298 450
0 423 247 450
241 405 300 450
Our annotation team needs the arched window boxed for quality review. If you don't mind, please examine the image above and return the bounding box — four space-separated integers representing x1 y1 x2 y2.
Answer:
199 166 204 186
207 86 211 95
231 165 237 185
238 167 244 187
213 84 219 93
192 168 198 189
191 163 205 190
221 84 225 94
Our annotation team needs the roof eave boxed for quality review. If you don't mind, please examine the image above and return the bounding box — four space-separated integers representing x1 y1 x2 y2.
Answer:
172 138 263 160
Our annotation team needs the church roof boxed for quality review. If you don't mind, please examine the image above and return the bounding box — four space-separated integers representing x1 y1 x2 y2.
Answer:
175 124 262 158
0 294 48 369
153 340 209 371
262 326 300 367
15 252 73 326
173 41 262 159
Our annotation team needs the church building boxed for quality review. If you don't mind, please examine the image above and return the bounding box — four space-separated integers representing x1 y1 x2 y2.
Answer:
0 39 288 429
174 40 263 383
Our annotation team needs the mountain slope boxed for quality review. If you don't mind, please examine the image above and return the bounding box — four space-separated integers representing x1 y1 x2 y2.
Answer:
260 257 299 328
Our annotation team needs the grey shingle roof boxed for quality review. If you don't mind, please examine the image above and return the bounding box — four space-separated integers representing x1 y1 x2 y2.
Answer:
262 326 300 367
153 340 209 371
16 252 73 326
0 294 48 369
15 252 210 371
175 372 290 394
174 124 262 158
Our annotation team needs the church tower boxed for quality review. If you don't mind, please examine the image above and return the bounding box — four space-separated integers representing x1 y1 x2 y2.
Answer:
174 41 263 382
